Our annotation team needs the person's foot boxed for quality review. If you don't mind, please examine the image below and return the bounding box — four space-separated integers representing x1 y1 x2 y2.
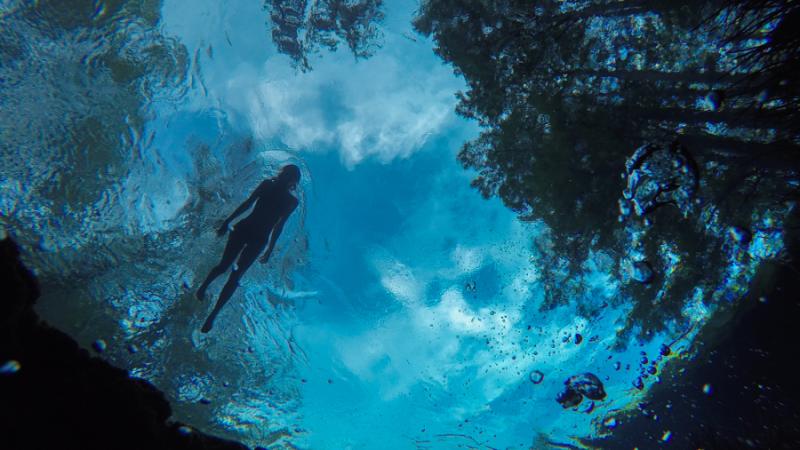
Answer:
201 316 214 333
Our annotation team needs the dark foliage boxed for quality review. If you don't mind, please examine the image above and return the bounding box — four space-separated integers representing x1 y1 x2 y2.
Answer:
414 0 799 341
267 0 385 70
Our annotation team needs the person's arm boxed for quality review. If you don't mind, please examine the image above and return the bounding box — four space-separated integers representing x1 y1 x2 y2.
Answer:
259 200 298 263
216 183 264 236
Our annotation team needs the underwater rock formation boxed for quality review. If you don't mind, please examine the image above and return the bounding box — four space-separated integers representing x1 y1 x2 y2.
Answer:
0 238 248 450
556 372 607 409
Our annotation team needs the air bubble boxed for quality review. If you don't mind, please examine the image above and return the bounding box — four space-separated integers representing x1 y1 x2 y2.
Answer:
92 339 107 353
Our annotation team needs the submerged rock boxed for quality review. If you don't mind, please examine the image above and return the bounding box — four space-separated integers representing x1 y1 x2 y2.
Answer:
556 386 583 408
567 372 607 400
556 372 607 409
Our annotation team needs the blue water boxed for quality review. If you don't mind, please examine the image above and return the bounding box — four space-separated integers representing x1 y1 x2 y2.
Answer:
0 0 789 448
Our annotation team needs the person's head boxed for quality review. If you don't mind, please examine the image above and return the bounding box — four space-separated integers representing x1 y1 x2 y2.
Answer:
276 164 301 189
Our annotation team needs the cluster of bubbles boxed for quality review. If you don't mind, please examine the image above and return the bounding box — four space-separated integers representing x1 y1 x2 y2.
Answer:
620 142 699 221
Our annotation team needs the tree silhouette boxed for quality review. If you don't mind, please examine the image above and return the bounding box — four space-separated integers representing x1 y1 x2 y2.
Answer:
415 0 799 341
267 0 384 71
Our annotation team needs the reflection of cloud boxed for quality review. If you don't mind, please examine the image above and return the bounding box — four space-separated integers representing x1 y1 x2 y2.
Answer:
451 245 483 273
164 0 462 169
293 144 650 443
319 165 545 406
435 288 484 333
335 285 478 401
222 48 458 168
336 240 539 403
323 165 628 423
374 255 421 306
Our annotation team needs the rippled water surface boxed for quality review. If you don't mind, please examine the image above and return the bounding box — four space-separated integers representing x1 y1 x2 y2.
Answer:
1 0 796 448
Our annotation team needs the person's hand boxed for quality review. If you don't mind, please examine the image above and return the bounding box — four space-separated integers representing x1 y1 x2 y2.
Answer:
216 221 229 237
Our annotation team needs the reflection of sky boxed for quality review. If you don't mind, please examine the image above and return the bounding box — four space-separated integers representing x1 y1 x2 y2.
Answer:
153 1 760 448
162 0 461 168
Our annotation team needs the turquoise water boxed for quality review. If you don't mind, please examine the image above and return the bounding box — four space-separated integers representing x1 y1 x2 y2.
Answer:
1 1 793 448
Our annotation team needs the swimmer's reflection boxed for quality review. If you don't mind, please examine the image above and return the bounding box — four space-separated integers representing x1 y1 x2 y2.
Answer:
196 164 301 333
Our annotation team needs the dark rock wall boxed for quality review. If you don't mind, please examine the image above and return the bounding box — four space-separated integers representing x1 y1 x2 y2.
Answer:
0 238 249 450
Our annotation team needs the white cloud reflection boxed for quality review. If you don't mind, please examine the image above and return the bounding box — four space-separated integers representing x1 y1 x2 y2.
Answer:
222 48 457 167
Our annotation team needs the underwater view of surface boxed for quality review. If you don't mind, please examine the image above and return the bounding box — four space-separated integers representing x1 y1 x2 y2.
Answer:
2 0 799 448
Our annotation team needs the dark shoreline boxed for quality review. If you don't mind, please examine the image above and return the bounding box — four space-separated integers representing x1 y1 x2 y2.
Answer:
588 255 800 448
0 237 250 450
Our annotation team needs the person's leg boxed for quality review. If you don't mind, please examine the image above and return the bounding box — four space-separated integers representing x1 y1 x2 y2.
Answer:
201 239 265 332
196 230 245 301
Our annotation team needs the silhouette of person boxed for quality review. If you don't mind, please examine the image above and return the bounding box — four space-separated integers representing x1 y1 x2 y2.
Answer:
196 164 301 333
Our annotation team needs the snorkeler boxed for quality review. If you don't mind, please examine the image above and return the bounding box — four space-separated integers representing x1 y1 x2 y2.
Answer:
196 164 301 333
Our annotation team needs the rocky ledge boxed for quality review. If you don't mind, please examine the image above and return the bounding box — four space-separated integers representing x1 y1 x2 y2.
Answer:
0 238 249 450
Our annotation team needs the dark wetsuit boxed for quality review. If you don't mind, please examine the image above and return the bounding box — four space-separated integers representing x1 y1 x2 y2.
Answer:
197 178 298 332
